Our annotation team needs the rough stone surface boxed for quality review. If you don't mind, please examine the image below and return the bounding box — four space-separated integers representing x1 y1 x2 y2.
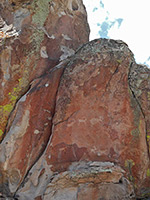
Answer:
0 38 150 199
0 1 150 200
49 39 149 185
0 0 90 139
16 161 135 200
41 162 134 200
0 61 66 194
129 62 150 197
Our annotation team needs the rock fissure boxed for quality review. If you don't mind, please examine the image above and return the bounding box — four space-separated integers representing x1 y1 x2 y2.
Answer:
53 110 79 127
14 57 73 196
101 65 119 98
128 85 145 118
0 84 31 144
13 62 68 196
128 62 150 159
130 88 150 159
128 62 147 119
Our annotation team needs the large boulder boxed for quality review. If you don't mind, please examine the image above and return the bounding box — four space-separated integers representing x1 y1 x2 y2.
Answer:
0 38 150 199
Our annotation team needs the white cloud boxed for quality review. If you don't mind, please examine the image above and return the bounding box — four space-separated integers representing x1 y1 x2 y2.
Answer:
83 0 150 67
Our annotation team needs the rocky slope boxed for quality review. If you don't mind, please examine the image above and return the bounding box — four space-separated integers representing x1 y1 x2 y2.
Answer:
0 0 150 200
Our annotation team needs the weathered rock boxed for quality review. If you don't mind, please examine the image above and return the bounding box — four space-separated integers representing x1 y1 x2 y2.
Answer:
42 162 135 200
129 62 150 197
0 1 150 197
0 0 90 139
16 161 135 200
0 38 149 199
0 60 68 194
49 39 149 186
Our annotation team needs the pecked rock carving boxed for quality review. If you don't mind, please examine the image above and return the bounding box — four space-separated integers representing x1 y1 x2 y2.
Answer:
0 1 150 200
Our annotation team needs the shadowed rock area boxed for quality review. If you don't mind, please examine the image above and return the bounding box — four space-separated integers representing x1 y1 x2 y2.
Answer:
0 0 150 200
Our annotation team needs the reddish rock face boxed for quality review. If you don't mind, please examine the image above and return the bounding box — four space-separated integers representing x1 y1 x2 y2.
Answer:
0 1 150 198
0 60 68 194
129 63 150 195
47 39 149 185
0 38 149 199
0 0 89 139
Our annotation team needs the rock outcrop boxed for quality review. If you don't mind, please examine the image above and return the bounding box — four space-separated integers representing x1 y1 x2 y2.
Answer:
0 0 89 139
0 1 150 200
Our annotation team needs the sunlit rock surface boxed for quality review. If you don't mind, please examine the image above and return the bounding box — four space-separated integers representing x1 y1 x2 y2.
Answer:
0 1 150 200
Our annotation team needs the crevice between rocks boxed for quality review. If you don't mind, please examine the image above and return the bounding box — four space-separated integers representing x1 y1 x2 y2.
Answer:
0 84 31 144
128 62 150 159
13 60 71 198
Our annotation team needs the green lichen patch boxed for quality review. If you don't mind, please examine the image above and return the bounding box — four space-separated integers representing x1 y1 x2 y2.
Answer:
0 104 13 114
0 76 30 137
8 77 29 104
125 159 135 169
147 135 150 142
117 59 122 64
129 88 142 137
30 0 51 52
148 92 150 101
125 159 135 182
32 0 51 27
0 103 14 136
8 92 17 103
147 169 150 177
0 129 3 137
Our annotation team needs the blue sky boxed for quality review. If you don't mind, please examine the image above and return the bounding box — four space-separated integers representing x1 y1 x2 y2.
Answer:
83 0 150 67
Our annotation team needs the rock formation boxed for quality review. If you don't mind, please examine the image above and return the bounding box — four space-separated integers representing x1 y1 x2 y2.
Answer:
0 0 150 200
0 0 89 140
